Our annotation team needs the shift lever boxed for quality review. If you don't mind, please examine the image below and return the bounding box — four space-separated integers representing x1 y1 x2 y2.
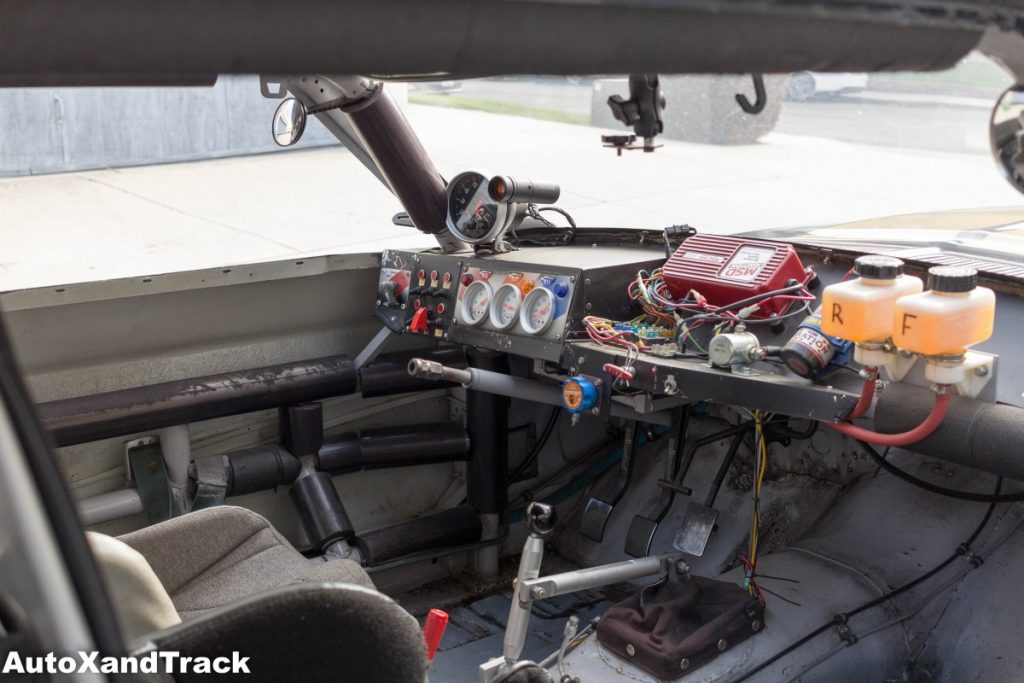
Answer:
504 502 557 664
482 501 686 682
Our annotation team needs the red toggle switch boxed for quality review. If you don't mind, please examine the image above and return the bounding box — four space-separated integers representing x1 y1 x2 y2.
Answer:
410 306 430 332
423 608 449 662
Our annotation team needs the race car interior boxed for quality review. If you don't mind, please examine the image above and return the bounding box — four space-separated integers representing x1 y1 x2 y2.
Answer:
4 3 1024 683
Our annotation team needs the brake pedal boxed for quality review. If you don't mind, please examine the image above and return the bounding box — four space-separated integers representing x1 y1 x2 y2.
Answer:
580 422 639 542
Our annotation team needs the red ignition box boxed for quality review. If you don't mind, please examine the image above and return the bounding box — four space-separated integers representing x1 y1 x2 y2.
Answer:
661 235 809 319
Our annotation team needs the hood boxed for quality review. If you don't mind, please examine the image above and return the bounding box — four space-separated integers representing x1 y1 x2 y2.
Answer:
746 206 1024 280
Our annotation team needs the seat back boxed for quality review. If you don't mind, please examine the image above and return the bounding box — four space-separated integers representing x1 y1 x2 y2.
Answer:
138 582 428 682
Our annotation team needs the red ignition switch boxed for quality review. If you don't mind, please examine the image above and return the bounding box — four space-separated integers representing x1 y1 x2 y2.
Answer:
423 608 449 662
410 307 430 332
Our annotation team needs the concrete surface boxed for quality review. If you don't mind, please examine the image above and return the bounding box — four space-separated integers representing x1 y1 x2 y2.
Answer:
1 99 1022 292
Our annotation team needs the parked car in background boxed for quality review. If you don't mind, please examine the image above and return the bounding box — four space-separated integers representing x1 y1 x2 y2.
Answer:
788 72 869 100
409 79 463 95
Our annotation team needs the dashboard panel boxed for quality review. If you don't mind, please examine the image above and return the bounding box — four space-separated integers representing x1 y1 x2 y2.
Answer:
373 239 1023 416
374 247 663 363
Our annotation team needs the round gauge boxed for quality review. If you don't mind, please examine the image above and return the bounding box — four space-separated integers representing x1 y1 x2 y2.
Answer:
446 171 508 244
520 287 557 335
489 283 523 330
458 280 492 326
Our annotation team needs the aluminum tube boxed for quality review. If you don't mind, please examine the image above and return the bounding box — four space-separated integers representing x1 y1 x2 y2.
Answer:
158 425 191 492
408 358 672 426
359 347 467 397
78 488 143 526
525 555 666 600
469 368 675 425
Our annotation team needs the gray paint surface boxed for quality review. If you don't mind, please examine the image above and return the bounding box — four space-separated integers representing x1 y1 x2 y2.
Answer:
0 76 339 176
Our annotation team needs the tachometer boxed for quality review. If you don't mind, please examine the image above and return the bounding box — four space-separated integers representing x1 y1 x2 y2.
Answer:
446 170 509 244
489 283 522 330
458 280 492 326
520 287 556 335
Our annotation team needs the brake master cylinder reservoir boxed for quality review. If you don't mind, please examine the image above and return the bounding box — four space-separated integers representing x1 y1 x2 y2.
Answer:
892 266 995 359
820 256 923 363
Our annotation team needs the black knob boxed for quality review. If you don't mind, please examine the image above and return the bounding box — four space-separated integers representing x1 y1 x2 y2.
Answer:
525 502 557 536
927 266 978 293
854 255 904 280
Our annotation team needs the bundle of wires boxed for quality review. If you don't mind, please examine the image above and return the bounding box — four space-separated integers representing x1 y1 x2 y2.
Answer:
627 268 817 347
742 409 769 604
582 315 648 379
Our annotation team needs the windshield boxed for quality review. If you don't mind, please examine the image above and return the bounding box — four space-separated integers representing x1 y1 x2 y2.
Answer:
0 51 1021 290
406 53 1020 234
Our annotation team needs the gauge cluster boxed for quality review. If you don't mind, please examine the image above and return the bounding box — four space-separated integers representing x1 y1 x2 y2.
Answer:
453 266 572 343
374 248 663 363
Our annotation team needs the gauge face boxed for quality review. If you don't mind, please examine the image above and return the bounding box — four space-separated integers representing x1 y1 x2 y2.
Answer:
446 171 506 243
489 284 522 330
520 287 556 335
458 280 492 326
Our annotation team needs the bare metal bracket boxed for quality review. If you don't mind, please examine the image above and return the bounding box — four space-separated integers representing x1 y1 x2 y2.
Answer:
124 437 173 524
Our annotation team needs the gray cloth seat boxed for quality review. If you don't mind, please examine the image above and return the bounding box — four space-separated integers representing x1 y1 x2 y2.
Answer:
93 506 427 681
118 505 373 620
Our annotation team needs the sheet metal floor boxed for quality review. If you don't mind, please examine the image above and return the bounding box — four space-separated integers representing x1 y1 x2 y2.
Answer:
415 584 616 682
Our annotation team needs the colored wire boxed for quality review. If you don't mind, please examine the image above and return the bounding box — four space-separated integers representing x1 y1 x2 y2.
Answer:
726 477 1005 683
857 441 1024 502
743 410 769 603
509 406 561 481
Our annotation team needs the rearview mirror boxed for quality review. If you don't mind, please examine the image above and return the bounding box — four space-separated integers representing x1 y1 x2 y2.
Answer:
990 84 1024 194
272 97 306 147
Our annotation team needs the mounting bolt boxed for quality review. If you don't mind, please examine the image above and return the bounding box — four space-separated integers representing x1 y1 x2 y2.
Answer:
530 586 546 599
679 658 690 671
584 278 591 286
751 619 762 632
591 407 600 415
585 302 593 311
577 356 586 365
400 304 406 310
675 560 689 574
717 639 727 652
626 644 636 656
975 365 989 376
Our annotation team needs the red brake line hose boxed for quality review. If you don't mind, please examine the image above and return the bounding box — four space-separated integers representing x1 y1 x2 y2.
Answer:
827 390 951 447
847 372 877 421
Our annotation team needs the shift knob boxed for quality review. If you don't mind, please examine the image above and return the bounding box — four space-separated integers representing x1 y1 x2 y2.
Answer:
524 502 557 537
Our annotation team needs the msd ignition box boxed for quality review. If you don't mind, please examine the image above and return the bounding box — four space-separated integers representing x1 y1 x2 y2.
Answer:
662 234 811 318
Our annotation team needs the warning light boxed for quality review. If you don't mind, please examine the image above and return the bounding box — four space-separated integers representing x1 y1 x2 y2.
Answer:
461 274 474 287
490 178 508 201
